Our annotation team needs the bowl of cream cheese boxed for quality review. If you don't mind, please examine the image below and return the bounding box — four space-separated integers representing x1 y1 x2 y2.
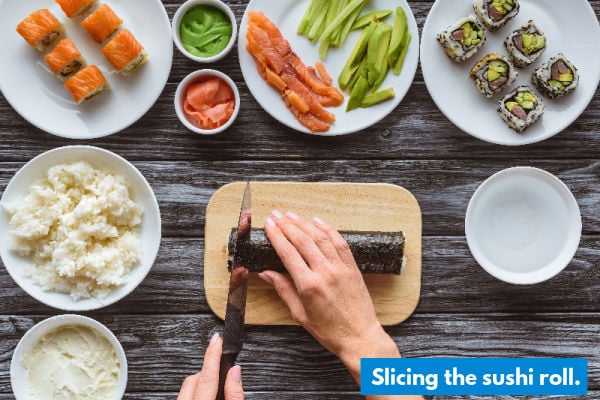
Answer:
10 314 127 400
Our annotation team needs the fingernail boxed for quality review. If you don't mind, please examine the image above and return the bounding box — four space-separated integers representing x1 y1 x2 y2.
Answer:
265 217 276 228
272 210 284 220
210 332 219 345
286 211 298 220
313 216 325 225
231 365 242 382
259 272 273 285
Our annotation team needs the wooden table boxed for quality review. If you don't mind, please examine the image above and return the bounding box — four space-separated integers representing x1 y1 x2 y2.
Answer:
1 1 598 399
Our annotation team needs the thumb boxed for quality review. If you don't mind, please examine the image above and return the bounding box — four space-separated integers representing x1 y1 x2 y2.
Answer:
225 365 244 400
259 270 307 324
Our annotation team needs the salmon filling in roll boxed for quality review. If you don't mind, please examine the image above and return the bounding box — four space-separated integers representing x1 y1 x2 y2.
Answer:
101 29 148 76
45 38 86 81
55 0 98 18
81 4 123 43
16 9 64 51
64 65 108 104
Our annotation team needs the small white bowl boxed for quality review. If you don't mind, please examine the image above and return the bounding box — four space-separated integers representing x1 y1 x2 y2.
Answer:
174 69 240 135
10 314 128 400
172 0 238 63
465 167 582 284
0 146 162 311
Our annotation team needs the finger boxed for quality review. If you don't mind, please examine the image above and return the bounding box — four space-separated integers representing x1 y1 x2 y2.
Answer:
271 210 330 269
225 365 245 400
194 333 222 400
313 216 357 268
259 270 307 324
264 215 310 281
285 211 342 265
177 374 199 400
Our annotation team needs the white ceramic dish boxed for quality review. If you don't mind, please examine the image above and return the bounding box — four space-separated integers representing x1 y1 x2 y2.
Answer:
465 167 581 284
10 314 128 400
0 0 173 139
172 0 238 63
421 0 600 145
0 146 162 310
174 69 240 134
238 0 420 135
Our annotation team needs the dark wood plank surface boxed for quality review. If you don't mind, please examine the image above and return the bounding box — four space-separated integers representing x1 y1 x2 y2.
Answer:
1 1 599 399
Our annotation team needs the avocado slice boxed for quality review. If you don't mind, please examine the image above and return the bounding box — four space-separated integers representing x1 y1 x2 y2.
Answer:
521 34 546 55
548 80 564 90
487 68 501 82
505 101 518 112
351 9 393 30
339 20 376 89
388 6 408 66
361 87 395 107
367 22 392 85
346 75 369 111
559 71 574 83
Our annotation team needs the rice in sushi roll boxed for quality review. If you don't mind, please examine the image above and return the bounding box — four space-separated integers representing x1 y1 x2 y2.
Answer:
81 4 123 43
532 54 579 99
474 0 519 32
45 38 86 81
437 15 486 62
470 53 517 98
64 65 108 104
16 9 64 51
55 0 98 18
504 20 546 68
497 86 544 133
102 29 148 76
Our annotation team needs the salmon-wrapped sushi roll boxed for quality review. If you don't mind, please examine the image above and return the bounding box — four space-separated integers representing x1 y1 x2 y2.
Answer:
81 4 122 43
16 9 64 51
45 38 86 81
55 0 98 18
64 65 108 103
102 29 148 76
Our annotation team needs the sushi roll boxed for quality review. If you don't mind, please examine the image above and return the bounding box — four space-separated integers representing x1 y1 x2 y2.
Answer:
497 85 544 133
64 65 108 104
55 0 98 18
504 20 546 67
101 29 148 76
437 15 486 62
80 4 123 43
470 53 517 98
474 0 519 32
16 9 63 51
532 54 579 99
44 38 86 81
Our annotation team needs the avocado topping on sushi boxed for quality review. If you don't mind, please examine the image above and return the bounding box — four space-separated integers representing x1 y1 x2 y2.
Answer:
452 22 484 48
486 60 509 88
548 60 574 91
514 34 546 56
505 91 537 119
489 0 515 20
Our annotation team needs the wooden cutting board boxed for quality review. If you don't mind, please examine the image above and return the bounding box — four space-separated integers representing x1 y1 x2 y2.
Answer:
204 182 422 325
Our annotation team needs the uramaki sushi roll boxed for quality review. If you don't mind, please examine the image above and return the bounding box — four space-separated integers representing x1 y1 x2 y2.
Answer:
470 53 517 98
16 9 64 51
64 65 108 104
102 29 148 76
497 85 544 133
504 20 546 68
532 54 579 99
437 15 486 62
45 38 86 81
80 4 123 43
474 0 519 32
55 0 98 18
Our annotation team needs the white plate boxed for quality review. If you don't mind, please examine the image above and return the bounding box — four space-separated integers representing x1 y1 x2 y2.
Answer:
0 146 162 311
238 0 420 135
0 0 172 139
465 167 581 284
11 314 128 400
421 0 600 145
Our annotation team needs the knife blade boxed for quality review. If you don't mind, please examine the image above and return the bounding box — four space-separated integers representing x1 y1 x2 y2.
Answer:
217 182 251 400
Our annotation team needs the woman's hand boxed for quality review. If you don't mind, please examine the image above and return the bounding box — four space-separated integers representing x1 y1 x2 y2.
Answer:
259 211 401 382
177 333 244 400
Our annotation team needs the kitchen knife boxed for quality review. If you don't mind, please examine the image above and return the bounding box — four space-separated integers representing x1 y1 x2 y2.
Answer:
216 182 251 400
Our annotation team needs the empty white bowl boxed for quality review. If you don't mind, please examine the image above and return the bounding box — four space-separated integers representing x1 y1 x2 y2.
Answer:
10 314 128 400
465 167 581 284
172 0 238 63
0 146 162 310
174 69 240 134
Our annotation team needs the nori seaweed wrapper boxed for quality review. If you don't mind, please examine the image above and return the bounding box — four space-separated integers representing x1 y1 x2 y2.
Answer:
227 228 405 275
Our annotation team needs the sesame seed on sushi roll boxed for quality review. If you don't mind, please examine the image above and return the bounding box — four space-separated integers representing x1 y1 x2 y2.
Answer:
504 20 546 68
16 9 64 51
497 86 544 133
532 54 579 99
437 15 486 62
64 65 108 104
470 52 517 98
45 38 86 81
474 0 519 32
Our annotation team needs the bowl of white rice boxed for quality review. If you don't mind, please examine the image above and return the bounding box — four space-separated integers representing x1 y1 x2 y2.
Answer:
0 146 161 311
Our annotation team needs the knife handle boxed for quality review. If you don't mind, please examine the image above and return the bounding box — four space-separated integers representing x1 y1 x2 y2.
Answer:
216 353 236 400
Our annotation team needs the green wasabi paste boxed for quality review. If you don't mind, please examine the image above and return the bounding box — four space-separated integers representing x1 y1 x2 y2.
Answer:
179 5 233 58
